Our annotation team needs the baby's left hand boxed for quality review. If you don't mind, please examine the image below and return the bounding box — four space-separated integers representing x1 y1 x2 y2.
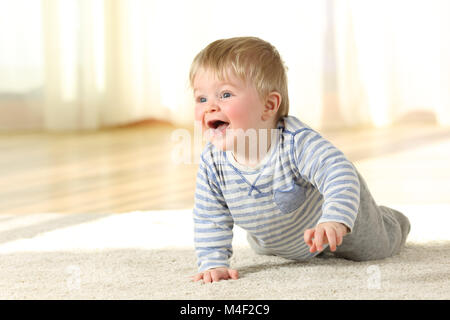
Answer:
304 222 348 253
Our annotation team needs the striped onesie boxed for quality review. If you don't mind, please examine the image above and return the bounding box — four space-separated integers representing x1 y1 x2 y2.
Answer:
193 116 409 272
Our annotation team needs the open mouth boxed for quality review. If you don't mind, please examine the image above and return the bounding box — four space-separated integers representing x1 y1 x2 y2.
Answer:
206 120 230 130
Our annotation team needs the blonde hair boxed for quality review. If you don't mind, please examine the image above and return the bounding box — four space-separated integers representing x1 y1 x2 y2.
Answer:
189 36 289 119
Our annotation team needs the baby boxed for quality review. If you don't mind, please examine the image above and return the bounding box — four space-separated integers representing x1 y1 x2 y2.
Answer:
189 37 410 283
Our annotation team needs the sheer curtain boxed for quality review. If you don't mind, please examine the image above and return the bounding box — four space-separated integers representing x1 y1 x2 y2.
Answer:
0 0 449 131
332 0 450 127
0 0 196 130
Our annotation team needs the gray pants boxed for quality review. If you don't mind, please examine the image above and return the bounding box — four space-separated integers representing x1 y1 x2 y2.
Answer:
329 171 410 261
248 171 411 261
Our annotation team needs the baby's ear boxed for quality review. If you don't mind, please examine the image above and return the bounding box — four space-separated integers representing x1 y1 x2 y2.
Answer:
262 91 282 121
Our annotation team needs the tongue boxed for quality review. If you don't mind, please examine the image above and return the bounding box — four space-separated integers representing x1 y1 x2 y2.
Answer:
215 122 229 132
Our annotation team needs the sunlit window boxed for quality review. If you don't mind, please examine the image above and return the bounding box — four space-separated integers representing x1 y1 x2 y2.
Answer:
0 0 43 94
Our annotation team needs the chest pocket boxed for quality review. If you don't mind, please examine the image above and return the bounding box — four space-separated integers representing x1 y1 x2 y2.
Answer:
273 183 306 214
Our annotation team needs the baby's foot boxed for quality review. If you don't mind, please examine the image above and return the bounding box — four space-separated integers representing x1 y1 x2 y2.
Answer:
391 208 411 247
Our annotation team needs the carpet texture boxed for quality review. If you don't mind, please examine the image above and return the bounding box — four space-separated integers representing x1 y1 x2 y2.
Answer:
0 206 449 300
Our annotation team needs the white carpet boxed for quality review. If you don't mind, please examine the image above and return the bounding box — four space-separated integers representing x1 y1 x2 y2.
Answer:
0 205 449 299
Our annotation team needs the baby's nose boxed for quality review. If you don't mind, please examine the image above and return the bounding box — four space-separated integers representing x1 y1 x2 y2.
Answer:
206 101 220 113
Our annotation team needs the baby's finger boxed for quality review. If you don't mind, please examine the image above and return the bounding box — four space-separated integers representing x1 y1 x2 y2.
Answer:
211 271 221 282
325 227 337 252
203 271 212 283
309 242 317 253
228 269 239 280
314 227 325 251
337 226 347 246
304 228 315 247
336 230 344 247
192 273 203 282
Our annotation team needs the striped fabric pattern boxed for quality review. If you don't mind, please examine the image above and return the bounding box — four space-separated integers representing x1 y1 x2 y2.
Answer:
193 116 360 272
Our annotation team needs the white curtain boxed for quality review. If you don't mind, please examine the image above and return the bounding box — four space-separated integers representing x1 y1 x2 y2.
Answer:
332 0 450 128
0 0 449 131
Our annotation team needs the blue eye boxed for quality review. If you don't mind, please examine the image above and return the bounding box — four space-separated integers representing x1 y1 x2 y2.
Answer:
198 97 207 103
222 92 231 99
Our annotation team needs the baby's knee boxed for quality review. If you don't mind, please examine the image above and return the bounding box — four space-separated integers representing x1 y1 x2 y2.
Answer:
337 241 404 261
246 233 273 256
333 237 395 261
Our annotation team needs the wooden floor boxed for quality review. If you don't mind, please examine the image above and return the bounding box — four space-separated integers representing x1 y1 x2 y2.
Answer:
1 121 450 214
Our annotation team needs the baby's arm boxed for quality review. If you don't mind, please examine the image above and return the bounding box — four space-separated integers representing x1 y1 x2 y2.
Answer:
293 127 360 249
192 267 239 283
192 152 236 282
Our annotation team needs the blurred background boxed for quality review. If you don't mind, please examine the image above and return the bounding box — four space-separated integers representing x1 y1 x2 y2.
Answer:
1 0 449 131
0 0 449 215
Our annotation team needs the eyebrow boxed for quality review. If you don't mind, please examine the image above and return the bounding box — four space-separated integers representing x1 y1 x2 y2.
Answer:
193 81 239 95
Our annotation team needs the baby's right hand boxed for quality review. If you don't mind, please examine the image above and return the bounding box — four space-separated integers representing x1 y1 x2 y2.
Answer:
192 267 239 283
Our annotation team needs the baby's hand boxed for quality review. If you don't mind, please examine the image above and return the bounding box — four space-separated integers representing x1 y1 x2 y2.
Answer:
304 222 348 253
192 267 239 284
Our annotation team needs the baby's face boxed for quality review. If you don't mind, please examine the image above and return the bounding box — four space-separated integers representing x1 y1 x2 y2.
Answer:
193 68 268 151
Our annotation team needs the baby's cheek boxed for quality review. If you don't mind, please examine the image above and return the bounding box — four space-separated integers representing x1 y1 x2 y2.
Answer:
194 105 203 121
227 107 252 129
